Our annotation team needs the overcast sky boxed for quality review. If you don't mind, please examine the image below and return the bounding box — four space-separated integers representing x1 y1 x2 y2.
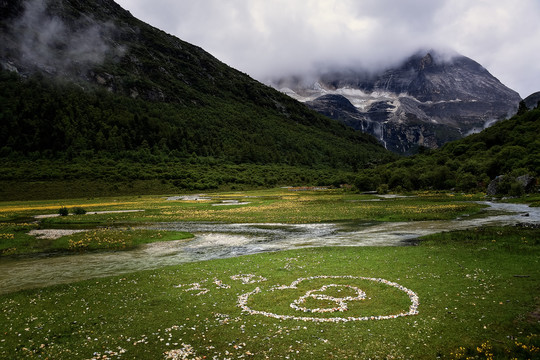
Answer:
115 0 539 98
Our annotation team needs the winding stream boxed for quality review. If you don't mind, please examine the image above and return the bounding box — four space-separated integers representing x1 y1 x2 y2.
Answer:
0 201 538 295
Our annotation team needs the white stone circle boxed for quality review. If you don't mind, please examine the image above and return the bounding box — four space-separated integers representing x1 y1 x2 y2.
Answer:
237 275 419 322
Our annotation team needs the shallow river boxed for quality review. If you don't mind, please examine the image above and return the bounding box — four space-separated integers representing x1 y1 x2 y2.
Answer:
0 201 538 295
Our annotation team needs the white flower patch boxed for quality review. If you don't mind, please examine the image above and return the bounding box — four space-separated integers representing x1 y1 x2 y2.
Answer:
230 274 267 284
237 275 419 322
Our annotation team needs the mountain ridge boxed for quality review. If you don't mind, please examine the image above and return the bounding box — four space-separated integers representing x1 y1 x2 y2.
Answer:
0 0 391 174
271 50 522 154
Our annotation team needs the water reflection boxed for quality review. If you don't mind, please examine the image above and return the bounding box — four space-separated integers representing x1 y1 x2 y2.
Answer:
0 201 538 294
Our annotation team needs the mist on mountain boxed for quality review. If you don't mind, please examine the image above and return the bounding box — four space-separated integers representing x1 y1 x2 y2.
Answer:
269 49 521 154
0 0 125 76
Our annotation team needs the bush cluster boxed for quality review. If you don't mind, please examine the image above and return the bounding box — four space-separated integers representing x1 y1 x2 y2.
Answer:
58 207 87 216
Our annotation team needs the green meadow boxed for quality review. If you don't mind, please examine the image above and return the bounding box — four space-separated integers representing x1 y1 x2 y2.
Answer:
0 189 485 256
0 189 538 359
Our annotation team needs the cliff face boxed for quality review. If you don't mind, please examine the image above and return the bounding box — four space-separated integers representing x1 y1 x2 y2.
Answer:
272 51 522 154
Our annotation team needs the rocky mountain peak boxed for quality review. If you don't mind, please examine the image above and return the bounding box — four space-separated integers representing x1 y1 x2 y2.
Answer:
419 52 434 70
271 49 521 154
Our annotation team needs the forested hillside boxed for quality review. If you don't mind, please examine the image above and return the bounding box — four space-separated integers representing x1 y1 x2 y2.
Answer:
355 105 540 194
0 67 395 200
0 70 388 167
0 0 394 199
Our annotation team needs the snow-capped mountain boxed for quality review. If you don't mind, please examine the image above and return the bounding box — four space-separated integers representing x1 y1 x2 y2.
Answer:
270 50 521 154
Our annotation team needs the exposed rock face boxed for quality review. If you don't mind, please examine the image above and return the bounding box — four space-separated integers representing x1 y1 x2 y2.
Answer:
305 94 457 152
524 91 540 109
272 51 522 154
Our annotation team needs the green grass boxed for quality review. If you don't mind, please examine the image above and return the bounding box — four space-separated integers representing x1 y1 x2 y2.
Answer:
0 189 487 257
1 188 486 225
502 193 540 208
0 189 537 358
0 226 538 359
0 225 193 256
51 229 193 252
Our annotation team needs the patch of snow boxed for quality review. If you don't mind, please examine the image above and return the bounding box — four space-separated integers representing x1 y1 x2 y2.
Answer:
279 87 298 96
370 90 398 99
312 82 327 92
86 210 145 215
34 214 62 219
335 87 370 97
376 194 415 199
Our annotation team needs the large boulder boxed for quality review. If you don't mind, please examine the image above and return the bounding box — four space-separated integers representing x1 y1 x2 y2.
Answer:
487 174 537 196
486 176 504 196
516 174 537 193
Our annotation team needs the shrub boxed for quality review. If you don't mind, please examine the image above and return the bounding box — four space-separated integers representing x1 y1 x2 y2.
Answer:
508 182 525 197
72 207 87 215
377 184 389 194
354 174 375 191
456 172 478 192
58 207 69 216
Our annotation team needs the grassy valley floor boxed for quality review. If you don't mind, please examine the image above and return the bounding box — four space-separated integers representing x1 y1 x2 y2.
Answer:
0 189 485 256
0 189 538 359
0 227 538 359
